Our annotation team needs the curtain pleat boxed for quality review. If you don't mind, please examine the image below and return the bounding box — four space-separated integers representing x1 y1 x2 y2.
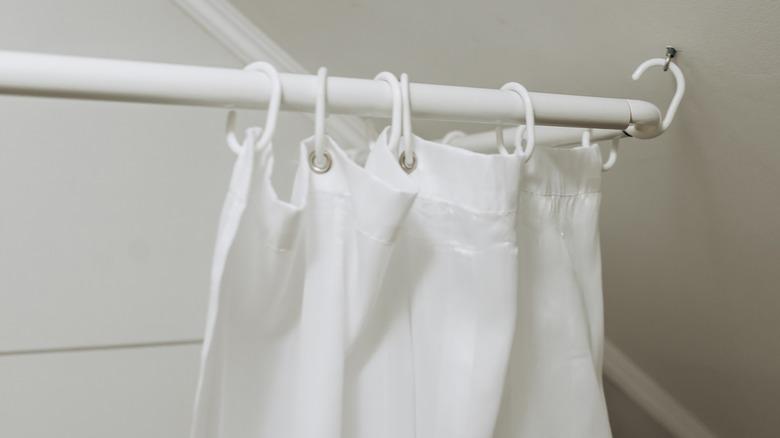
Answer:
191 127 612 438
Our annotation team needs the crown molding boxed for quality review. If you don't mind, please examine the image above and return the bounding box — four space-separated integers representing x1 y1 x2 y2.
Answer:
172 0 368 149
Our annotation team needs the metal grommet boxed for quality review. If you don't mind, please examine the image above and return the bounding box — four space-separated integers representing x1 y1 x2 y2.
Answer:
308 150 332 174
398 151 417 174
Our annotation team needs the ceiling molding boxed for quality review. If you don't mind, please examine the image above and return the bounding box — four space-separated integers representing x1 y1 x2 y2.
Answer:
171 0 368 149
172 1 715 437
604 341 718 438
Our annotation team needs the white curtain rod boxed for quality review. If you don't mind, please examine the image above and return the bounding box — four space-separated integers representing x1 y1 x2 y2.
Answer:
0 50 665 133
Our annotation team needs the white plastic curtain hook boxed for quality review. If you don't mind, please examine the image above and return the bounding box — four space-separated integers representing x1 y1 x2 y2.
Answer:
442 130 466 144
496 125 510 155
581 128 618 171
225 61 282 154
399 73 416 173
581 128 592 148
309 66 332 173
500 82 536 162
314 66 328 158
225 111 243 153
602 137 619 171
373 72 403 152
625 54 685 138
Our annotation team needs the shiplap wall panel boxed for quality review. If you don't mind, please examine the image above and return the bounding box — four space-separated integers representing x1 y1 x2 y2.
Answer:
0 344 200 438
0 0 235 352
0 99 225 351
0 0 311 352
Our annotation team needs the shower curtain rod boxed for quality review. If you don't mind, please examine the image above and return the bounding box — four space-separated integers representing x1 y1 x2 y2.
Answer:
0 50 663 134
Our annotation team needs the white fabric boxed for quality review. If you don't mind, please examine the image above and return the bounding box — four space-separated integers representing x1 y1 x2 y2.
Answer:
191 127 612 438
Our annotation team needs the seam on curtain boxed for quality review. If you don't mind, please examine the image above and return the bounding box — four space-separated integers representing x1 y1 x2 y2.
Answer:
309 187 519 216
393 236 518 254
414 195 518 216
260 241 296 253
352 227 397 246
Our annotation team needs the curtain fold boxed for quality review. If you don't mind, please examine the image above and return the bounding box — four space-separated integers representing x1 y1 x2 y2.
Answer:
192 127 612 438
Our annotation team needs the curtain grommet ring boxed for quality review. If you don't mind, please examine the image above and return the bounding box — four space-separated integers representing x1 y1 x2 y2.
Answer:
399 151 417 174
309 150 332 174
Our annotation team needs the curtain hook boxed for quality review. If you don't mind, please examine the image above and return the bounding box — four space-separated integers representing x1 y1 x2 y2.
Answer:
496 125 510 155
500 82 536 162
442 130 466 145
373 72 403 153
399 73 416 173
602 137 620 171
225 61 282 154
581 128 592 148
309 67 332 174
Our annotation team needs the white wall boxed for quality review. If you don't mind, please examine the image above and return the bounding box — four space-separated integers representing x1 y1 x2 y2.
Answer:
0 1 310 436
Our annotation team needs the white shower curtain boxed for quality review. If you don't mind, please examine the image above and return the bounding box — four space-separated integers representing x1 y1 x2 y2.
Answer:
191 127 612 438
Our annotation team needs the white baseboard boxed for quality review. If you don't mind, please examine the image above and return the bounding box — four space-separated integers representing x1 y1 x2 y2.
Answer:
172 2 717 437
604 341 718 438
172 0 369 149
